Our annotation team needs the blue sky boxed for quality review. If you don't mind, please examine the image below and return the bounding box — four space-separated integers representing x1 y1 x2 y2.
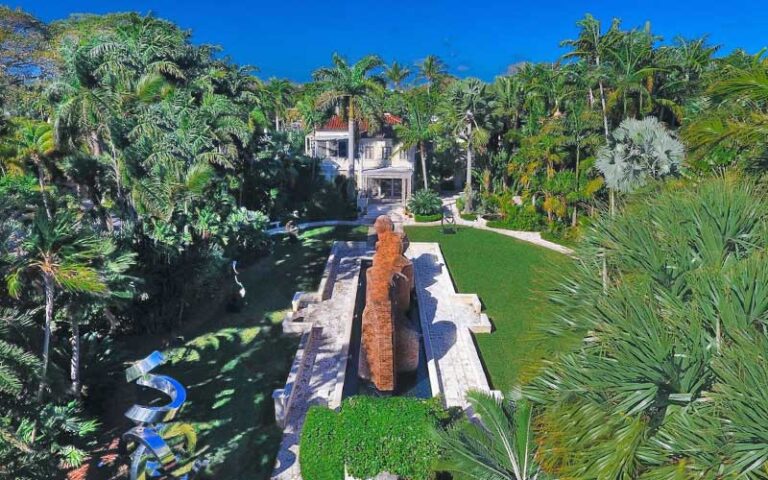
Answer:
10 0 768 81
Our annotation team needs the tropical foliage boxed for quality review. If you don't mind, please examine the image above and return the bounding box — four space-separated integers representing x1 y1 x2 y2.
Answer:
3 5 768 479
527 175 768 479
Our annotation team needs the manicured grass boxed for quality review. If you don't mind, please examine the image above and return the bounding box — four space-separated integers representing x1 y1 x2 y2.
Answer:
404 226 572 392
92 226 367 479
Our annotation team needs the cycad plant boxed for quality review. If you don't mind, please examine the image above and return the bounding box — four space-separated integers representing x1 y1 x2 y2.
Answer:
526 175 768 479
436 390 541 480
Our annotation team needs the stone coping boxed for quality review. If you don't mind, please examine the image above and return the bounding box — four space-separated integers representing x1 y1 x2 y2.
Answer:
408 242 499 409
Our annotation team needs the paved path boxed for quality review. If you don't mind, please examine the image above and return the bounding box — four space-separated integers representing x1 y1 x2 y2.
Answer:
408 243 496 409
270 242 370 480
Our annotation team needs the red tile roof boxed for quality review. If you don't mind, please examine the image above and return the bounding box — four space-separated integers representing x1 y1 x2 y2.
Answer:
320 113 402 132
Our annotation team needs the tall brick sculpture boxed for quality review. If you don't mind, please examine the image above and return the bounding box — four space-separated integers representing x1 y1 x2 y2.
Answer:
359 215 419 392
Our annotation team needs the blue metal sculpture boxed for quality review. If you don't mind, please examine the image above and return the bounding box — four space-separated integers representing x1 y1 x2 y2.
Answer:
123 351 200 479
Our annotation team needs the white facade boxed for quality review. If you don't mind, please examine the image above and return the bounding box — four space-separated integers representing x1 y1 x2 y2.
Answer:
305 124 416 203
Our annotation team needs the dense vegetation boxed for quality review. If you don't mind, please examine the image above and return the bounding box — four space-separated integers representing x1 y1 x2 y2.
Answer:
526 175 768 479
300 396 453 480
2 4 768 479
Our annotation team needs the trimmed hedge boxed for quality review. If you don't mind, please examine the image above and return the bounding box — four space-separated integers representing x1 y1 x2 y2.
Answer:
414 213 443 223
460 212 478 221
300 396 452 480
487 205 543 231
300 406 345 480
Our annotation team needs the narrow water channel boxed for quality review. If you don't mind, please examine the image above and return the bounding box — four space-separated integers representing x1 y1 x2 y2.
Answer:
342 260 432 399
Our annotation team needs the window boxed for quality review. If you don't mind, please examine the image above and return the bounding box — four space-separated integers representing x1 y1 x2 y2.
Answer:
382 146 392 160
363 145 373 159
338 139 348 158
399 148 408 160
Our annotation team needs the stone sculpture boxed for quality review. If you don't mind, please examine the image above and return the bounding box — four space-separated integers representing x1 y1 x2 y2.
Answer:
358 215 419 392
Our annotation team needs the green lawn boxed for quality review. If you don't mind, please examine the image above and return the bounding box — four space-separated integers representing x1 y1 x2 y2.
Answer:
92 226 367 480
404 226 572 392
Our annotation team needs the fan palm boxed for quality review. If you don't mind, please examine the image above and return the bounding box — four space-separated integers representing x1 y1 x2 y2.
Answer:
596 116 684 197
313 54 385 178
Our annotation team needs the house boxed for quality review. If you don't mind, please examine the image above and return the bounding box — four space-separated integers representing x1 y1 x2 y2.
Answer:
304 113 416 204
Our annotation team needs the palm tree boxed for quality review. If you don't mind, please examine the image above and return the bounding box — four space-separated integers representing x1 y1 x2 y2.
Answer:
10 120 56 219
47 47 115 159
417 55 447 93
6 210 108 399
596 116 684 197
265 78 294 131
394 90 439 189
442 78 494 213
436 390 540 480
561 14 621 139
385 61 411 90
313 53 385 178
685 54 768 158
606 27 661 119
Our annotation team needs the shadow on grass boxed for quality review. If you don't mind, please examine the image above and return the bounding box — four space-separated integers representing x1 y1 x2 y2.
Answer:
82 226 366 480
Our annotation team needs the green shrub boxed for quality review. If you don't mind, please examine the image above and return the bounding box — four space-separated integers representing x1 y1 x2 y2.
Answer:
414 213 443 223
487 205 543 231
303 182 358 220
460 213 478 221
479 193 501 215
300 396 450 480
541 226 581 248
408 189 442 216
300 406 345 480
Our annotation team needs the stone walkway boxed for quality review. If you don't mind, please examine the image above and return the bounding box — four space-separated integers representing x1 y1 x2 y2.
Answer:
408 242 497 409
270 242 371 480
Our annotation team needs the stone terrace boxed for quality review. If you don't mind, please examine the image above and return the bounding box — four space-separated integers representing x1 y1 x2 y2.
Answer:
271 239 495 479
